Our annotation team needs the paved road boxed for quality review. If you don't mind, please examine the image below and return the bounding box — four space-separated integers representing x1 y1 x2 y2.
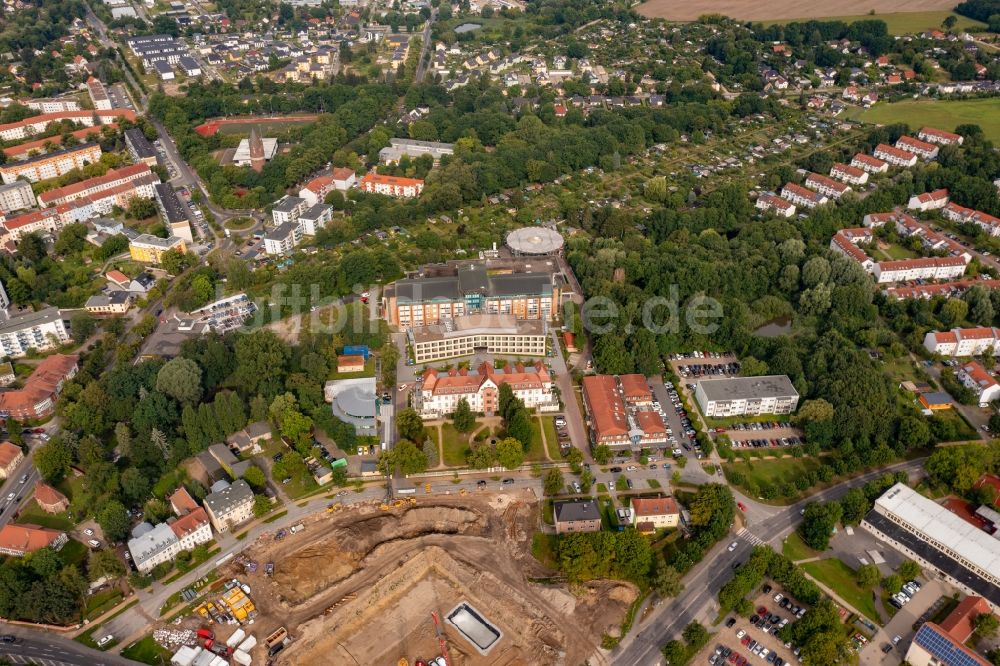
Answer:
0 627 141 666
413 8 438 83
609 458 927 666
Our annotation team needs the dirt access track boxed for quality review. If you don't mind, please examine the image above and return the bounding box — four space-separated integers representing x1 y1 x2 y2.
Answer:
636 0 956 22
231 492 636 666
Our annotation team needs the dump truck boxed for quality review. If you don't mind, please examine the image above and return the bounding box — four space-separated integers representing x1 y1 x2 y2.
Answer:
196 628 214 641
289 523 304 534
265 626 288 657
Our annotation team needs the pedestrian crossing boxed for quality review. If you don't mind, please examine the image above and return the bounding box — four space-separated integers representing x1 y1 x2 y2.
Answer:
737 526 766 546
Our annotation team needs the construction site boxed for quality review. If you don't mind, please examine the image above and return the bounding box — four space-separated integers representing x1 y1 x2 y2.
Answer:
188 490 639 666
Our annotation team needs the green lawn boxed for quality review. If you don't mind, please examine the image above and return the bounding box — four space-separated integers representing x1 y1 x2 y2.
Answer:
440 423 472 467
121 635 172 665
59 539 89 567
540 415 559 459
723 457 821 490
85 589 124 621
526 417 550 462
858 98 1000 144
801 558 880 624
765 12 985 35
782 531 820 562
928 407 978 442
531 532 558 569
16 500 74 531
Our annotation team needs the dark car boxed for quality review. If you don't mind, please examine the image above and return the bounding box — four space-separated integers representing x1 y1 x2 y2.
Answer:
610 466 623 473
0 635 15 643
501 478 515 486
725 617 737 628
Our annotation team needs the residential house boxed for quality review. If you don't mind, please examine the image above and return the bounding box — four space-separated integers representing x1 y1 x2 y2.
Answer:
830 162 869 186
553 501 602 534
0 524 67 556
33 482 68 514
918 127 963 146
203 479 254 532
0 441 23 479
924 327 1000 357
418 361 557 419
908 189 950 212
851 153 889 174
755 193 796 218
874 144 918 168
896 136 940 160
630 496 680 533
781 182 828 209
0 354 78 421
957 361 1000 406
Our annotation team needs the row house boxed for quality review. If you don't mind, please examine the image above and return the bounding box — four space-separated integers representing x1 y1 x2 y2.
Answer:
957 361 1000 406
781 182 828 209
896 135 940 160
851 153 889 174
0 143 102 184
924 327 1000 357
907 188 950 212
38 163 157 206
918 126 963 146
755 193 796 218
359 173 423 198
829 229 875 273
873 256 967 284
0 353 77 420
874 143 918 168
805 172 851 200
830 162 869 186
884 279 1000 300
943 203 1000 237
0 109 135 142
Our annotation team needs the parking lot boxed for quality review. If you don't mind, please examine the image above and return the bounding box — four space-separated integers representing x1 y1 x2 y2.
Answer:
725 424 804 450
858 577 951 666
703 584 808 666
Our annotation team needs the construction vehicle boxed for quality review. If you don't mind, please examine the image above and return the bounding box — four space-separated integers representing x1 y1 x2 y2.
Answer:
393 498 406 508
459 488 467 496
425 483 432 493
380 502 390 511
326 502 342 513
430 612 451 666
407 496 416 504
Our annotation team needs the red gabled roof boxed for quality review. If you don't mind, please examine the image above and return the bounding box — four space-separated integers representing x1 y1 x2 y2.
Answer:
0 441 22 468
0 524 63 554
940 596 993 643
632 496 679 518
582 375 628 438
169 507 210 539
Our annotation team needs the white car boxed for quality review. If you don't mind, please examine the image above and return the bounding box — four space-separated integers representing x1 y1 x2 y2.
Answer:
626 465 637 471
774 593 784 603
84 528 94 536
728 541 738 552
97 635 114 648
5 493 12 502
736 629 745 639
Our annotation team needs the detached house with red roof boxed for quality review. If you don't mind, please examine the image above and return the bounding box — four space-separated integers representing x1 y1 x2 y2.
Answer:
33 482 69 514
630 496 680 532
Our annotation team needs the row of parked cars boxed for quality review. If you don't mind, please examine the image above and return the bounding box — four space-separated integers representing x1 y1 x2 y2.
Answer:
677 362 742 378
727 422 793 431
731 437 803 449
669 351 737 360
888 579 922 609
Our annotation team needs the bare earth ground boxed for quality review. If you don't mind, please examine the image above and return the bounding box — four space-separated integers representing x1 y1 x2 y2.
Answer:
204 492 635 666
636 0 957 22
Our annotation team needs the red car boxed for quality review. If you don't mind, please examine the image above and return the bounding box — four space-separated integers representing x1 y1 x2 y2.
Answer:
757 606 767 616
738 501 747 512
728 652 738 663
741 636 751 646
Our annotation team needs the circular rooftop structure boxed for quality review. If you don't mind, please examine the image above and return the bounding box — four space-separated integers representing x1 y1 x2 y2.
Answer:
506 227 564 255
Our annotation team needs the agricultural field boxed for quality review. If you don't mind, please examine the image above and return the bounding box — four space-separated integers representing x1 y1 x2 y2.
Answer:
637 0 961 23
766 11 985 34
856 98 1000 143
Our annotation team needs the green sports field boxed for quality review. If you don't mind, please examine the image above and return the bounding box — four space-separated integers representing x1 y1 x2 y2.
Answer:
767 11 985 35
855 98 1000 143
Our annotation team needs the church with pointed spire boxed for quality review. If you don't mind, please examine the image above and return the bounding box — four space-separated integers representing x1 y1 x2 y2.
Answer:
232 128 277 170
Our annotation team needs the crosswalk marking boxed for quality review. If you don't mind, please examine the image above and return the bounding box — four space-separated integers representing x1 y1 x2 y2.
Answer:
737 526 765 546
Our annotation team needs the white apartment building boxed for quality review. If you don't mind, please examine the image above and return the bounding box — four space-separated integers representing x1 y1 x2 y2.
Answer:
923 327 1000 357
297 203 332 236
908 189 950 212
830 162 869 186
203 480 254 532
418 361 557 419
271 195 307 226
87 77 113 110
781 182 828 209
694 375 799 417
957 361 1000 406
0 308 70 358
22 98 80 113
0 143 102 184
918 127 963 146
127 508 213 573
872 256 967 283
0 181 36 214
873 144 918 168
805 172 851 200
851 153 889 174
262 222 302 256
755 193 796 218
896 136 940 160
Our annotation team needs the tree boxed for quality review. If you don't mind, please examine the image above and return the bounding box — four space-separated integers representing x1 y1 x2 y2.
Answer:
396 408 425 443
452 398 475 434
856 564 880 589
88 549 126 582
565 447 584 474
466 443 494 469
506 408 533 452
898 560 921 581
544 467 564 495
243 465 266 490
652 558 684 597
126 197 156 220
798 501 842 551
70 312 97 341
120 468 150 506
839 488 868 525
234 330 290 396
593 444 612 465
34 437 73 483
974 612 999 638
495 437 524 470
942 14 958 29
389 440 428 475
253 494 272 517
97 501 130 542
155 357 202 404
882 574 903 595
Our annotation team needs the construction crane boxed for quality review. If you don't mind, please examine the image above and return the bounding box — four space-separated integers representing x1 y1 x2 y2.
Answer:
430 612 451 666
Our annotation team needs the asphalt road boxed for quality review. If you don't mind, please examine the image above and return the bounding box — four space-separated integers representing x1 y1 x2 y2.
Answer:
0 627 141 666
609 458 927 666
